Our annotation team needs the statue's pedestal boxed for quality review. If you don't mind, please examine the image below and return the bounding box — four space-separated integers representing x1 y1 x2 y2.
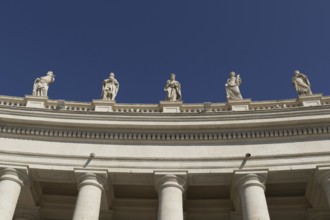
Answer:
227 99 251 111
203 102 212 113
298 94 322 107
25 95 48 109
160 101 183 113
92 100 115 112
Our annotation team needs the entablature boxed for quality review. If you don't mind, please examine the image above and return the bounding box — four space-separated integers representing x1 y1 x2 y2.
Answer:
0 95 330 144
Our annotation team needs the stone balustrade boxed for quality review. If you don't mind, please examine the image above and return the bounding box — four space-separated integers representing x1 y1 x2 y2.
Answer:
0 94 329 114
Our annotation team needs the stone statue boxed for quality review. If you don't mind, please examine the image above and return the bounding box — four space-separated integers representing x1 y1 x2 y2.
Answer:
164 73 182 102
225 71 243 100
101 72 119 101
32 71 55 96
292 70 312 96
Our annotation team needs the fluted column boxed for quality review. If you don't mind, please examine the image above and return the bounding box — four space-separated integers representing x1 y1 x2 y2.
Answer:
73 171 107 220
155 172 187 220
233 171 270 220
316 167 330 207
0 168 28 220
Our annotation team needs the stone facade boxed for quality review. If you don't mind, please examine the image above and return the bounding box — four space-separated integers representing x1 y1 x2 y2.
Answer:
0 95 330 220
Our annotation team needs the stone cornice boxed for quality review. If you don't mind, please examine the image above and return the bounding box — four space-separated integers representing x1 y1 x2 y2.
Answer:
1 95 330 144
0 122 329 144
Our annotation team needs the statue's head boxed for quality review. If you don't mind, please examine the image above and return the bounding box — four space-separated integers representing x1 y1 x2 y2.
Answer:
230 71 236 77
170 73 176 80
294 70 300 76
109 72 115 78
47 71 54 77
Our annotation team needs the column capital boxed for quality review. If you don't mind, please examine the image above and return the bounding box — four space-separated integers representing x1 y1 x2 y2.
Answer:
0 167 29 187
231 169 268 210
154 171 187 193
233 170 268 191
74 169 107 191
231 170 270 220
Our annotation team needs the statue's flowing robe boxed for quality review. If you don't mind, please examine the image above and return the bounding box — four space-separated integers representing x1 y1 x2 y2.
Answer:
33 75 55 96
292 74 312 96
226 76 243 100
165 80 182 101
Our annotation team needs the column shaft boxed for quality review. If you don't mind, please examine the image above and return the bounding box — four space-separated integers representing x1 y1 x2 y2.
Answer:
241 184 269 220
73 173 105 220
0 168 25 220
158 186 184 220
0 180 22 220
236 173 270 220
155 174 186 220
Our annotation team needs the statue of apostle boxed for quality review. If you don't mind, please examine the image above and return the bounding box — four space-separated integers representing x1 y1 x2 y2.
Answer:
164 73 182 102
101 72 119 101
225 71 243 100
32 71 55 96
292 70 312 96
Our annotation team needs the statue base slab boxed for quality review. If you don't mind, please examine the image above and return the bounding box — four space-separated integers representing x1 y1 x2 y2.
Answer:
92 100 116 112
160 101 183 113
298 94 322 107
227 99 251 111
25 95 48 109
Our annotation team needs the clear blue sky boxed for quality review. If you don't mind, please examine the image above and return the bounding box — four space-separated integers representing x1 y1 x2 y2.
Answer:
0 1 329 103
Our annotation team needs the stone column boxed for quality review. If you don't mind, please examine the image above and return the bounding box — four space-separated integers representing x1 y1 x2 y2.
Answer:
155 172 187 220
316 168 330 207
234 171 270 220
73 171 107 220
0 168 28 220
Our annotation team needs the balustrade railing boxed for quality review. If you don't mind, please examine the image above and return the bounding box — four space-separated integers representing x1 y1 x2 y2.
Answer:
0 95 328 114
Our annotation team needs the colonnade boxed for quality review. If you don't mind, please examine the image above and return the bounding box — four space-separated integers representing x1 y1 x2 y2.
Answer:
1 167 330 220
